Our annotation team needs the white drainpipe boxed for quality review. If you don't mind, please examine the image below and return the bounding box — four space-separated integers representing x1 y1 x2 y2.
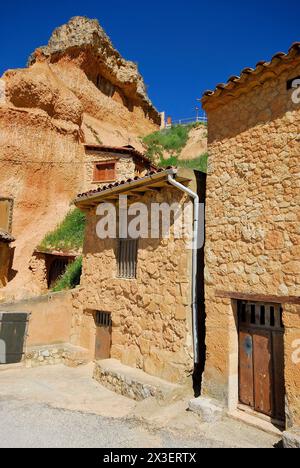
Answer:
167 174 200 364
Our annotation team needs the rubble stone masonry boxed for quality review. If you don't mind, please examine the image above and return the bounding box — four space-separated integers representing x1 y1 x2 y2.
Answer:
202 56 300 426
71 188 194 385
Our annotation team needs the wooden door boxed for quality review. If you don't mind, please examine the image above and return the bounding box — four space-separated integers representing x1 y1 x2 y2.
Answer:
0 313 29 364
94 312 111 360
238 302 285 421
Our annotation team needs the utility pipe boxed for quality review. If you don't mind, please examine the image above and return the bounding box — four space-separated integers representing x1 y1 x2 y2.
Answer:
167 174 200 364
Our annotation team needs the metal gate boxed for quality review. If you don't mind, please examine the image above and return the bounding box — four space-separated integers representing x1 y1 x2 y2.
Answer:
0 312 29 364
94 312 112 360
238 301 285 422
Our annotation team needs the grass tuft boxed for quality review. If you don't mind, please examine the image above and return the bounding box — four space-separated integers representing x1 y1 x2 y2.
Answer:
38 208 86 252
143 123 208 173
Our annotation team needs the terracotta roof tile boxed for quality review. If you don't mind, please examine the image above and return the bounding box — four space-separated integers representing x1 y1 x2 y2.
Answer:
84 144 157 169
75 167 174 201
202 41 300 102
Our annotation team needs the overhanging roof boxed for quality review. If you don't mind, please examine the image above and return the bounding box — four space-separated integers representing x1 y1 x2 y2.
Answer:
202 41 300 107
74 168 193 209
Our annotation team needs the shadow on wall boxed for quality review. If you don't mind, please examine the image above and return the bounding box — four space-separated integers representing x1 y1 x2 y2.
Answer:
0 313 28 364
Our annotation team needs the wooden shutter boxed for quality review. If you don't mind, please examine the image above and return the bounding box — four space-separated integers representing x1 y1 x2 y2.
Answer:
93 161 116 182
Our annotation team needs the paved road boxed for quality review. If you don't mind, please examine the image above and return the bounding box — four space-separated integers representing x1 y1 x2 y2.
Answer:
0 364 279 448
0 399 229 449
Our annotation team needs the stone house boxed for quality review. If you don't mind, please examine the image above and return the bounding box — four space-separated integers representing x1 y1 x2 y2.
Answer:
83 144 157 191
0 197 14 288
29 145 156 293
74 167 206 390
194 42 300 431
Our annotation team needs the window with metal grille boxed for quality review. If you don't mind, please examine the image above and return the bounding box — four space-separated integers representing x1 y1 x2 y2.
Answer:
117 239 138 279
238 301 284 331
95 311 111 328
93 161 116 183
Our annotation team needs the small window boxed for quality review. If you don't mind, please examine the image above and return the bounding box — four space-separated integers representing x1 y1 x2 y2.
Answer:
95 311 111 328
117 239 138 279
93 161 116 183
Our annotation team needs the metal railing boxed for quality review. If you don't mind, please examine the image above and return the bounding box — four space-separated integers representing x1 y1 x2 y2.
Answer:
165 116 207 128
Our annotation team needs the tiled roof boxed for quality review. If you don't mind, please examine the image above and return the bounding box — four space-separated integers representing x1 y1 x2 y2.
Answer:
84 144 157 169
75 167 175 202
0 230 15 243
202 42 300 103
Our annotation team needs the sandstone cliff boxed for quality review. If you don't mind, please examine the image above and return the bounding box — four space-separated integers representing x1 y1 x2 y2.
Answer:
0 16 160 301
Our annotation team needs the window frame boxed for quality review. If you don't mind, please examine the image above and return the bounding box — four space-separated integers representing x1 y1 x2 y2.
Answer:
93 160 117 183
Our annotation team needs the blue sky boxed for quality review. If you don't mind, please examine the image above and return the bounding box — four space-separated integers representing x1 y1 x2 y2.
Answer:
0 0 298 119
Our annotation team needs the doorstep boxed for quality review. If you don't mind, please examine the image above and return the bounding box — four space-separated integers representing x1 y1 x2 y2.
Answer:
228 408 284 437
93 358 184 402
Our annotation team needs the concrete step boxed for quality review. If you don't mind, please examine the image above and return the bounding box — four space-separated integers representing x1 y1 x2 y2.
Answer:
93 359 184 402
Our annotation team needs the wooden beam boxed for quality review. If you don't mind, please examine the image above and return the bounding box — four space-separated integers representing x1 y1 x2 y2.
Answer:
215 290 300 305
132 187 161 193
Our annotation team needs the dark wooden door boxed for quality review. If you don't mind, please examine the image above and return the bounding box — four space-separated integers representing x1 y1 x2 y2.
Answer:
95 312 111 360
0 313 29 364
238 302 285 421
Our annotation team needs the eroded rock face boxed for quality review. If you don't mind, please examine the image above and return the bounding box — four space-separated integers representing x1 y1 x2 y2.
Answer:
5 62 83 125
28 16 160 124
0 16 159 301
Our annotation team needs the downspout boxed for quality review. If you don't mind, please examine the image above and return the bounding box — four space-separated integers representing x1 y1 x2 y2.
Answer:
167 174 200 364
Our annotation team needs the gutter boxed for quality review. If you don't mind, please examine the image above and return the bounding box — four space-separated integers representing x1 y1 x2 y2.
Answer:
167 174 200 364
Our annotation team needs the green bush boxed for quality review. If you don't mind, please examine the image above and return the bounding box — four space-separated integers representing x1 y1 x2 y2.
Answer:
143 123 202 160
52 256 83 292
161 153 208 173
39 208 86 252
143 123 208 173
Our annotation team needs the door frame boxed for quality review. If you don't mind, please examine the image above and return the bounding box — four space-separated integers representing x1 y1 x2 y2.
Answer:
228 300 286 426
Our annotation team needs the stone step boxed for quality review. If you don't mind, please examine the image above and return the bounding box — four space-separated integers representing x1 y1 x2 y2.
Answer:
25 343 90 368
93 359 184 402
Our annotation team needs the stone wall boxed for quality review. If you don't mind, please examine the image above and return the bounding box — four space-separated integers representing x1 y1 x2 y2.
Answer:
24 343 90 368
72 187 194 385
29 252 49 293
202 58 300 425
0 290 75 347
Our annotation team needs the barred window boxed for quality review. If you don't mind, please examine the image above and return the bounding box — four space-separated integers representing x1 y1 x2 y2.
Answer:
95 311 111 328
117 239 138 279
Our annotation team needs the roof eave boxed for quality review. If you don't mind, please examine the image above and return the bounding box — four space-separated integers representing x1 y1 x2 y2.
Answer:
74 168 181 207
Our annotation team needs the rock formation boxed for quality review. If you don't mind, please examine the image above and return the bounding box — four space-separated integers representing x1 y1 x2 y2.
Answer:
0 16 160 301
